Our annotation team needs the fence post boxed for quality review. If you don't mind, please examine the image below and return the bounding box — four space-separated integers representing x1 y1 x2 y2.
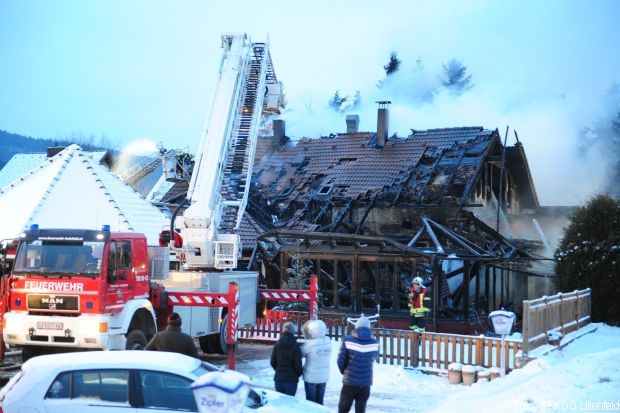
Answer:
522 299 530 359
411 331 419 368
558 292 564 336
575 289 580 330
475 335 484 366
544 295 550 338
587 288 592 325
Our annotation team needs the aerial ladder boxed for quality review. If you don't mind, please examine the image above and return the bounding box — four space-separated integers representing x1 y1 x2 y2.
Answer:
173 33 284 270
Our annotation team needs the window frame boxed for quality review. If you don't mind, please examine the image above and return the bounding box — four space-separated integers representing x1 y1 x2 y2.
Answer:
45 368 131 404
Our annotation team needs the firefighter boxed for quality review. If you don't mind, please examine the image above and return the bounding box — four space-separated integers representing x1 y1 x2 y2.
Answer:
408 276 430 332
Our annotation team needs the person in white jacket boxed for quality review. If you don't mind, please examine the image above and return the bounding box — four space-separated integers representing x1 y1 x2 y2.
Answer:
301 319 332 405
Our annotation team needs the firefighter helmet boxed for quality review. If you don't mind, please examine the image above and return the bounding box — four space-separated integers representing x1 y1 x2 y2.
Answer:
412 276 424 286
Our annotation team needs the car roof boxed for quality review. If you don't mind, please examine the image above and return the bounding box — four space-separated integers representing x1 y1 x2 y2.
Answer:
22 350 202 376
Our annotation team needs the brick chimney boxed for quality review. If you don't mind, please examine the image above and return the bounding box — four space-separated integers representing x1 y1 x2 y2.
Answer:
273 119 286 144
346 115 359 133
375 101 391 148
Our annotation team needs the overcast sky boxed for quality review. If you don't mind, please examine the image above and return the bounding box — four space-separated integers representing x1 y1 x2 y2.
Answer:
1 0 619 205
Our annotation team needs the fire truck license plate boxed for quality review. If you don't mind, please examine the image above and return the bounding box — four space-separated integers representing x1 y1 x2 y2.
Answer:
36 322 63 330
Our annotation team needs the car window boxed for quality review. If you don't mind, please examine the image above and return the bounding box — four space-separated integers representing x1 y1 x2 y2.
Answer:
46 371 71 399
75 370 129 402
45 370 130 403
140 370 197 411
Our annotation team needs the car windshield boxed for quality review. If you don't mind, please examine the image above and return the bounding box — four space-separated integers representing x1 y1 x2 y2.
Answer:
13 241 104 276
192 362 219 377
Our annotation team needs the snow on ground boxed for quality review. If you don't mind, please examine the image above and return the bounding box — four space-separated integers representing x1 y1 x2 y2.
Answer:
239 323 620 412
430 324 620 413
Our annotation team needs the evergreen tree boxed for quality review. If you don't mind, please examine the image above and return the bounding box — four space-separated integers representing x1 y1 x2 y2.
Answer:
611 110 620 198
384 52 401 76
554 194 620 325
328 90 347 112
441 58 473 93
350 91 362 111
328 90 361 113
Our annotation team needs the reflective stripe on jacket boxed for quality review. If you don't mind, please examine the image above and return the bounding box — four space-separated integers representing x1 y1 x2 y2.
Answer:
409 287 429 317
337 326 379 386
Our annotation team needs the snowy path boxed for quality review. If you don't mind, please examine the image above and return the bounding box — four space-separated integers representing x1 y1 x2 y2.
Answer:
220 342 461 412
215 323 620 413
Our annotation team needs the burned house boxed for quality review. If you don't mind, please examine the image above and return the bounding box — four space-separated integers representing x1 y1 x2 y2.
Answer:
247 113 554 333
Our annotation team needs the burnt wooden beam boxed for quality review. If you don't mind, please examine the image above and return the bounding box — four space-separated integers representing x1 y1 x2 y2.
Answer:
432 258 441 332
484 264 490 314
463 261 471 321
352 255 360 313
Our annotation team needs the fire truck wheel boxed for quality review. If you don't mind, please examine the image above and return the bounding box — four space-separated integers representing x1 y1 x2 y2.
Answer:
21 346 44 362
212 314 229 355
125 329 147 350
198 335 215 354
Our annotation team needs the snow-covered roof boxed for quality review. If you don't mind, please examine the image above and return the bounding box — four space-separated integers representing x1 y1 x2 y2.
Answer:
0 145 169 245
0 150 108 189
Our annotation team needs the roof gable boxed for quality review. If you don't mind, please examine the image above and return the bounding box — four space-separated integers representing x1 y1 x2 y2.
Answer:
0 145 169 244
0 151 109 189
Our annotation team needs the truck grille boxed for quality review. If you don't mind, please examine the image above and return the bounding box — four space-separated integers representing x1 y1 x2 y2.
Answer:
27 294 79 312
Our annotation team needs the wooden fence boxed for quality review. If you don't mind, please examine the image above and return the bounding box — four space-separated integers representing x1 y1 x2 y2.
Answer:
372 329 521 371
521 288 591 357
239 310 521 371
238 310 350 342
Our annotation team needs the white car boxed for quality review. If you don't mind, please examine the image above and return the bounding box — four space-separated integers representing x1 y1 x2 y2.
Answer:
0 351 329 413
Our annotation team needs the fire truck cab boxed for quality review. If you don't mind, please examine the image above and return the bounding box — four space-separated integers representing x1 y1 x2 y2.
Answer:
3 226 158 360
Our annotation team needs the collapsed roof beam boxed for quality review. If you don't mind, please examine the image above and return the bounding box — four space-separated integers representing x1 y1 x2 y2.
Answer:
462 212 527 258
258 229 433 258
425 218 486 256
407 226 425 247
422 217 444 254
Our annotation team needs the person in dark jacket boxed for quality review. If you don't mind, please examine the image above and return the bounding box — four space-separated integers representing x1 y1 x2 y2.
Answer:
337 314 379 413
270 321 303 396
144 312 199 358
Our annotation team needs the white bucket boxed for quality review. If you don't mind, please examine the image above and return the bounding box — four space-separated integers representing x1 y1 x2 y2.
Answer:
191 370 251 413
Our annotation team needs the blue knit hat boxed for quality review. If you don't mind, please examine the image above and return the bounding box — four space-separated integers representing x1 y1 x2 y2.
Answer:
355 314 371 329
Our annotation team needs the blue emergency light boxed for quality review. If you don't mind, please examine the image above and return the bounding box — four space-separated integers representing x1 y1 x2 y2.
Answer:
101 225 110 232
30 224 39 230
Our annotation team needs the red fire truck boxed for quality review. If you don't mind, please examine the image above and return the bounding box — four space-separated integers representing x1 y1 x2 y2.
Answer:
1 33 288 363
2 226 257 361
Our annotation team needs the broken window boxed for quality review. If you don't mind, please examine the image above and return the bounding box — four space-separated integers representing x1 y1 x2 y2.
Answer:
317 184 333 195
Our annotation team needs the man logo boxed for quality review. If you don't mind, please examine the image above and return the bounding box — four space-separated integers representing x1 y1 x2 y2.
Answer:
42 296 63 310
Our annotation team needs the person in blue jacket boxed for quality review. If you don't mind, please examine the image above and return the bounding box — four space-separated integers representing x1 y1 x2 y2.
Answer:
337 314 379 413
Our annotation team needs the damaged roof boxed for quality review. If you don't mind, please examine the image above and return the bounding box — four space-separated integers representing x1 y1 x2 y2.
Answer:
250 127 508 230
254 127 495 200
